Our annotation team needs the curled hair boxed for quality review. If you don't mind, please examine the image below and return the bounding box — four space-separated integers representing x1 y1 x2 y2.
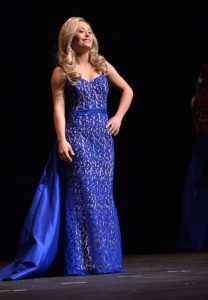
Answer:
57 17 107 84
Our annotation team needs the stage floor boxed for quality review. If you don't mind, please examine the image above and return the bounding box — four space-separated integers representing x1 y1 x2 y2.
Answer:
0 252 208 299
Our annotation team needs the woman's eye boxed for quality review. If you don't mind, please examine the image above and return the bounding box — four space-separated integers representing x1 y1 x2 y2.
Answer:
78 30 92 35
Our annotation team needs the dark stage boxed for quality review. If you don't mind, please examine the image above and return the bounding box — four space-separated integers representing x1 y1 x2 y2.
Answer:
0 252 208 299
1 2 208 255
1 3 208 299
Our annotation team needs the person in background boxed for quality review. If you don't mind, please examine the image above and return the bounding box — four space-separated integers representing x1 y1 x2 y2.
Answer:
177 64 208 251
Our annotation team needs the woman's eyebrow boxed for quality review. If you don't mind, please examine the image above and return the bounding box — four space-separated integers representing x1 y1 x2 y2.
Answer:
77 26 91 31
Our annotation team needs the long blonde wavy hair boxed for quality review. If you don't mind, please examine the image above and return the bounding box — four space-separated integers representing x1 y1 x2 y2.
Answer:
57 17 107 84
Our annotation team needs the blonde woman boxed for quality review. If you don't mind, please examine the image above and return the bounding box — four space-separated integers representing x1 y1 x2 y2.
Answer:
0 17 133 280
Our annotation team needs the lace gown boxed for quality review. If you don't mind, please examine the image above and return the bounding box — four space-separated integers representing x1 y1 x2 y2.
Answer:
0 74 125 280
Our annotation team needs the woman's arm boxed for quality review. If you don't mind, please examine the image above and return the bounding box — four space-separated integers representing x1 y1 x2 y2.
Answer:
105 61 133 135
51 66 74 162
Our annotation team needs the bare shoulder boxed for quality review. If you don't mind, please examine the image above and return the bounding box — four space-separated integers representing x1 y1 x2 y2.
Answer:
51 66 66 88
105 61 117 76
51 66 65 80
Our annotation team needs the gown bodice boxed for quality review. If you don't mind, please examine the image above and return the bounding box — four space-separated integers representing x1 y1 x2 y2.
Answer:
65 75 109 117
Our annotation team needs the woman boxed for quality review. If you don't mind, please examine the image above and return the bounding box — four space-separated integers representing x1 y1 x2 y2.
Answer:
0 17 133 280
177 64 208 251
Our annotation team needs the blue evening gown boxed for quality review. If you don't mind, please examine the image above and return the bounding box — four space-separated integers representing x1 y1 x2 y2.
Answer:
0 74 125 280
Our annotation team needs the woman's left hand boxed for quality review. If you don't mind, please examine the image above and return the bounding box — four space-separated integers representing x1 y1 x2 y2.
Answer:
106 115 122 136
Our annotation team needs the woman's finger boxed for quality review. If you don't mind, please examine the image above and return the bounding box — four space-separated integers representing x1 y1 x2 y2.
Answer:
68 145 75 156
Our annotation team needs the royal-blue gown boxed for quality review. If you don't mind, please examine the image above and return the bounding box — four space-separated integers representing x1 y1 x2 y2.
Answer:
0 74 125 280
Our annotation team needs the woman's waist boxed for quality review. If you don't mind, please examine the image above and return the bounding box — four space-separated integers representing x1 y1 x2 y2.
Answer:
67 107 107 117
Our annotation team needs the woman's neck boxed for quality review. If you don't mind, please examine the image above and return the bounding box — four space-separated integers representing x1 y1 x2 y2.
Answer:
75 51 90 65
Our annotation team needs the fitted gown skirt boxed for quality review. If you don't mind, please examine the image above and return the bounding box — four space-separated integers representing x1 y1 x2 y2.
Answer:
63 110 124 274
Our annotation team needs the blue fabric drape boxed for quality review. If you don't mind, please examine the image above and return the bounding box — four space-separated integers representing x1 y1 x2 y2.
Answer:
0 142 64 280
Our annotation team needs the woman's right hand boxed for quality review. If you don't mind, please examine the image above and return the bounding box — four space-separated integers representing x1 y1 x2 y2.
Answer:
58 139 75 162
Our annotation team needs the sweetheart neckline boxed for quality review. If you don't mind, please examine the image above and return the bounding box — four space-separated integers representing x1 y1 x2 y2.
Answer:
80 74 106 83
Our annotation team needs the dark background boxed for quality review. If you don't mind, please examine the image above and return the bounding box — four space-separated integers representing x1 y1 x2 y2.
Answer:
0 2 207 258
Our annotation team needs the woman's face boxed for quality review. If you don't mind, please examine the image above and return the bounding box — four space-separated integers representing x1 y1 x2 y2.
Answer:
72 21 93 52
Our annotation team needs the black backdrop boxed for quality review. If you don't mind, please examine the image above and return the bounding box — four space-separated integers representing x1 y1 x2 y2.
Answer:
0 2 208 258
